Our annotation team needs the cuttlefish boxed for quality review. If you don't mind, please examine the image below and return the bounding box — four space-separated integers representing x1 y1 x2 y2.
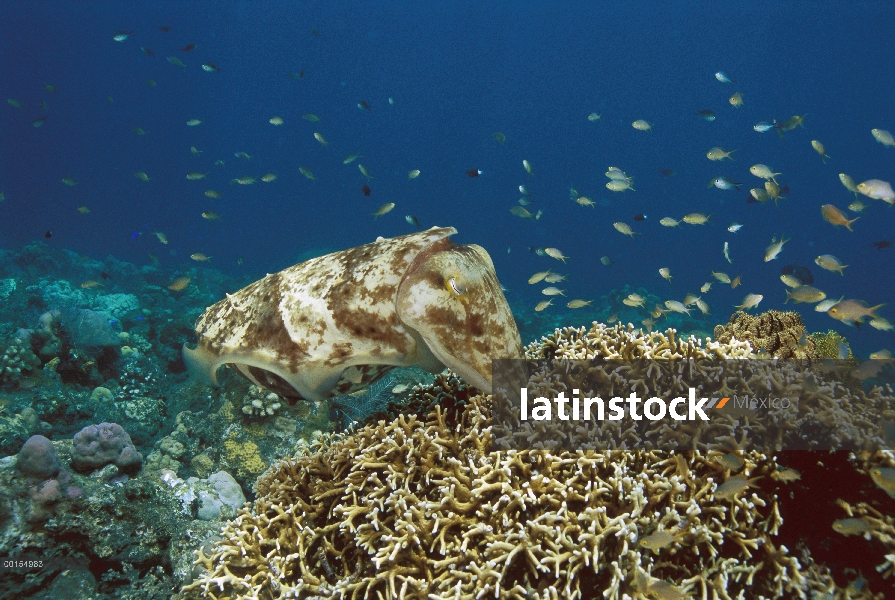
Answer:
183 227 522 401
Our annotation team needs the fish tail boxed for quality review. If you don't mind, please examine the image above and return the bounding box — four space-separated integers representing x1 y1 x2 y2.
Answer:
846 217 859 231
869 304 887 318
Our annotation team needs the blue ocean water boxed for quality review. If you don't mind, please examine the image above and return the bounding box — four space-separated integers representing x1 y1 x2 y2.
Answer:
1 1 894 356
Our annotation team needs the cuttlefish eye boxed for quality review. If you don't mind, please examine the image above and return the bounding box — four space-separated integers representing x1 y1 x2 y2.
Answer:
446 275 467 296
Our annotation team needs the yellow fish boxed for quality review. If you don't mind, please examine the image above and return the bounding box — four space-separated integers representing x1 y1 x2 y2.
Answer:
567 299 591 308
729 92 744 107
785 286 826 304
606 180 633 192
871 128 895 148
204 190 221 199
313 132 328 147
544 248 568 262
408 169 421 179
541 287 565 296
167 276 191 291
814 254 847 275
870 467 895 499
706 147 735 161
736 294 763 311
77 206 90 214
613 222 637 236
575 196 596 207
201 211 222 220
682 213 710 225
714 474 760 499
522 159 533 175
135 172 150 181
303 114 321 122
62 177 77 186
372 202 395 219
811 140 830 163
509 206 534 219
358 164 372 179
186 172 207 180
269 116 284 126
191 253 212 262
750 164 780 182
186 119 202 126
764 235 789 261
299 167 316 181
261 174 277 182
632 119 652 131
832 518 870 537
534 299 553 312
839 173 859 197
587 113 601 122
153 231 168 245
658 267 672 281
528 270 552 284
659 217 680 227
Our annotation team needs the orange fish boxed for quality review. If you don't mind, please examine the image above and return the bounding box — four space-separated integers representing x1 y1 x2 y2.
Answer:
167 277 191 291
820 204 858 231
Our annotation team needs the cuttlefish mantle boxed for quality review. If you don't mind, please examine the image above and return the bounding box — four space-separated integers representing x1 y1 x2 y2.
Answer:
183 226 522 401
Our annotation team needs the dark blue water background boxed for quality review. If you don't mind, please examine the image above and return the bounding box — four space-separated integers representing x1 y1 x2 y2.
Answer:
1 1 894 356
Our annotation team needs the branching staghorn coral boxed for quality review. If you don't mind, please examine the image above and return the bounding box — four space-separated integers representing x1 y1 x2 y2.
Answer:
181 322 894 600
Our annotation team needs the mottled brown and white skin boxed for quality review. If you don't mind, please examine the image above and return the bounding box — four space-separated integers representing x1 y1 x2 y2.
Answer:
183 227 522 401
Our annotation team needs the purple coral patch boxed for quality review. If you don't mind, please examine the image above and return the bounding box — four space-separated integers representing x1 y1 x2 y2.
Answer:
70 422 143 473
16 434 62 479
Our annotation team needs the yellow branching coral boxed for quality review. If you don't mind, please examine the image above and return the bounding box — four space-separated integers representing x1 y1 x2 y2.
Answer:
182 324 892 600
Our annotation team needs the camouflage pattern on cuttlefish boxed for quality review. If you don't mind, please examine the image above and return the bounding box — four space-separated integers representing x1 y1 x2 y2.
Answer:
183 227 522 401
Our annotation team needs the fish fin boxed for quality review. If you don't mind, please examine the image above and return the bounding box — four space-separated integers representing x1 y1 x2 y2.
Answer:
870 304 887 319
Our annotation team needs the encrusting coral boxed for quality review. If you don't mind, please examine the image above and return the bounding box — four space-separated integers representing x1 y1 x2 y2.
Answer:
713 310 815 359
182 322 893 599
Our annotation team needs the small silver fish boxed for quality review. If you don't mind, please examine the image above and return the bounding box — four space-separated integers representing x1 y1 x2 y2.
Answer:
727 223 743 233
715 71 735 83
753 121 774 133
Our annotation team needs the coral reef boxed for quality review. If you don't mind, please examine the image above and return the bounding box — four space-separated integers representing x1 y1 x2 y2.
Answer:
185 394 808 599
184 323 885 599
0 335 41 387
713 310 815 359
3 239 894 599
16 434 62 479
240 385 283 418
810 329 853 359
222 436 266 479
0 278 15 301
70 422 143 474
